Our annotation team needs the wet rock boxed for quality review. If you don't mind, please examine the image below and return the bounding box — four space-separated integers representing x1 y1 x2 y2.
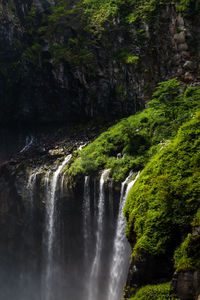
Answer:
183 61 194 71
178 43 188 51
171 271 200 300
174 32 186 44
177 67 184 76
192 226 200 237
182 51 191 59
177 15 184 26
184 72 194 81
173 54 182 65
48 148 65 157
124 254 173 298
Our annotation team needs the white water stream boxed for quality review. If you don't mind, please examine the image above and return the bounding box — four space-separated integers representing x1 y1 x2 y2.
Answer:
83 176 91 262
88 169 110 300
43 154 72 300
107 172 140 300
24 160 139 300
26 169 38 210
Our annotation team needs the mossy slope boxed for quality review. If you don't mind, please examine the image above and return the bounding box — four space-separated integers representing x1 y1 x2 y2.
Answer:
68 79 200 298
127 282 178 300
124 112 200 261
69 79 200 182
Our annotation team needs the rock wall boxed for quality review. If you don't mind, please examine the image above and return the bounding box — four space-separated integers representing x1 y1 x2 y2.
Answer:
0 0 200 124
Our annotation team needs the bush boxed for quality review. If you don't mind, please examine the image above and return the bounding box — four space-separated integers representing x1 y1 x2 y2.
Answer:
124 113 200 259
128 282 178 300
69 80 200 183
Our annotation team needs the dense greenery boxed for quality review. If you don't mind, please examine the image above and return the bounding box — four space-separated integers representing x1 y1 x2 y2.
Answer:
68 78 200 298
69 79 200 181
174 233 200 270
21 0 200 70
124 112 200 258
127 282 178 300
2 0 200 124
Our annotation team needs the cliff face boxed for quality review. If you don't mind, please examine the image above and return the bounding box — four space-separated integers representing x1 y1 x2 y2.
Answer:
0 0 200 123
0 1 200 299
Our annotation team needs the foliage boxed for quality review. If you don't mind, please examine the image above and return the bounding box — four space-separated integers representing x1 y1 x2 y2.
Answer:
124 112 200 260
174 233 200 271
80 0 122 33
127 282 178 300
176 0 200 15
69 79 200 182
127 0 172 24
22 43 42 66
125 55 139 64
18 0 200 78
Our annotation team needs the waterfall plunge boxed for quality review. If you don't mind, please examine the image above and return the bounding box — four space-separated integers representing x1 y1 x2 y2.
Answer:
88 169 110 300
107 172 140 300
43 154 72 300
83 176 91 262
26 169 38 211
23 162 139 300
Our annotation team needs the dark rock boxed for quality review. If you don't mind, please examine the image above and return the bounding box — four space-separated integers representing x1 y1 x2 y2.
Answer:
0 2 200 124
183 61 195 71
124 254 174 298
171 271 200 300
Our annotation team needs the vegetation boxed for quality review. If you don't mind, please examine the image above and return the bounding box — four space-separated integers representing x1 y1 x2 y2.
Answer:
69 79 200 181
124 112 200 257
68 78 200 298
127 282 178 300
20 0 200 71
174 233 200 271
2 0 199 298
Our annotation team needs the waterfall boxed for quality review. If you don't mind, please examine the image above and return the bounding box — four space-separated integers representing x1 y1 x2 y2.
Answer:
26 169 38 210
60 173 66 196
107 172 140 300
83 176 91 262
88 169 110 300
43 154 72 300
109 179 114 219
44 170 51 200
20 135 34 153
22 156 140 300
93 178 97 217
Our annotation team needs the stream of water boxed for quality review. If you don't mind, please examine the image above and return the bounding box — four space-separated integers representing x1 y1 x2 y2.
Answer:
43 155 72 300
0 138 139 300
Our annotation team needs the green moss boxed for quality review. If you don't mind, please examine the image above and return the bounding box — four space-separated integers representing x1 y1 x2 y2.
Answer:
69 79 200 182
124 112 200 258
174 233 200 271
176 0 200 15
125 55 139 65
127 282 178 300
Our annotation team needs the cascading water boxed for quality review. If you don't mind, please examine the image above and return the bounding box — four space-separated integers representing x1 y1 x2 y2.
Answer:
109 179 114 219
43 154 72 300
26 169 38 211
20 135 34 153
5 144 139 300
88 169 110 300
60 173 66 196
83 176 91 262
107 172 140 300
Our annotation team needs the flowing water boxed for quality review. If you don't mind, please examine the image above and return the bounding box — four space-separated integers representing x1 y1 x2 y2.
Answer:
0 135 137 300
108 172 140 300
83 176 91 263
27 170 38 210
43 155 72 300
88 169 110 300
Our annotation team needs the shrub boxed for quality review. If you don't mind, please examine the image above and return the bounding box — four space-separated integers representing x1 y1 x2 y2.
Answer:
128 282 178 300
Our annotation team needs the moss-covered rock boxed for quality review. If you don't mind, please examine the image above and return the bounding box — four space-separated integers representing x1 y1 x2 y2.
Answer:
126 282 178 300
123 113 200 298
69 79 200 183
